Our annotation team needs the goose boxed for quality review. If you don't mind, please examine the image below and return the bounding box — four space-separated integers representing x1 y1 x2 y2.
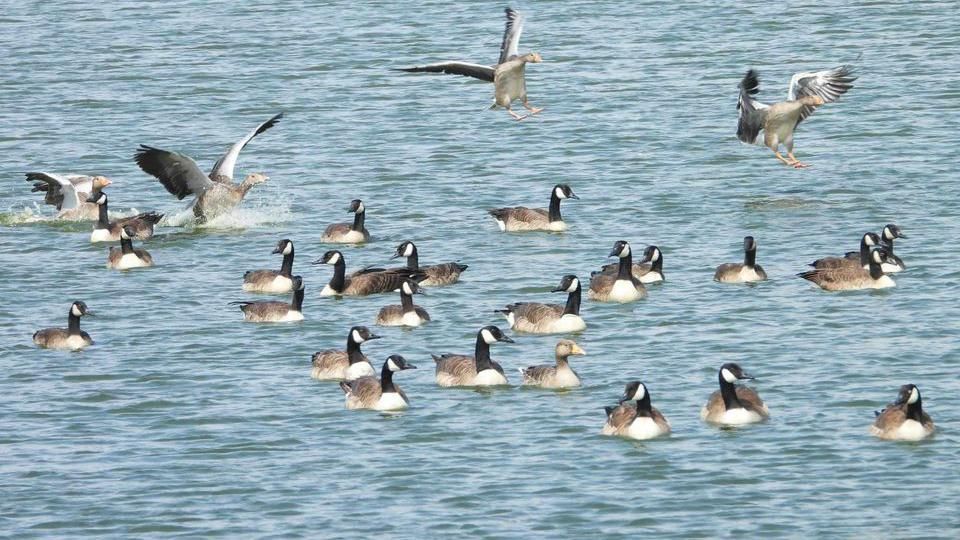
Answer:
133 113 282 223
596 245 664 284
588 241 646 303
848 224 905 272
230 275 304 322
519 339 585 389
810 232 880 270
390 240 467 286
313 250 420 297
488 184 578 232
375 280 431 327
321 199 370 244
432 325 514 387
396 7 543 120
311 326 380 381
25 172 112 220
602 381 671 440
340 355 417 411
497 274 586 334
870 384 935 441
701 363 769 426
107 225 154 270
33 301 94 351
242 239 296 293
798 248 895 291
86 191 163 242
737 65 856 168
714 236 767 283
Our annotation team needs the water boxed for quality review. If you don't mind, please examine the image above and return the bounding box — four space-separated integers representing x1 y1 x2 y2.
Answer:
2 1 960 537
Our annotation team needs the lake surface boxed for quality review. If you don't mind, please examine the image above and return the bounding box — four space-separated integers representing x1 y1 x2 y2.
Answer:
2 1 959 537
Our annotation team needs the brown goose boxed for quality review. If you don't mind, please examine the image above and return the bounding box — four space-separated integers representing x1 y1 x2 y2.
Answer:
700 363 769 426
596 245 664 284
107 225 154 270
714 236 767 283
375 280 431 327
87 192 163 242
870 384 934 441
311 326 381 381
321 199 370 244
33 301 94 351
497 274 586 334
242 239 296 293
313 250 420 297
25 172 112 221
798 248 895 291
488 184 578 232
432 325 514 387
339 355 417 411
811 232 880 270
391 241 467 286
230 276 304 322
519 339 585 389
602 381 671 440
588 241 646 303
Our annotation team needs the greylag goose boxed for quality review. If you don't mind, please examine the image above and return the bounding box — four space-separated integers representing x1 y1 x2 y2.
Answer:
25 172 112 220
339 355 417 411
33 301 95 351
519 339 585 389
870 384 934 441
602 381 671 440
87 192 163 242
701 363 769 426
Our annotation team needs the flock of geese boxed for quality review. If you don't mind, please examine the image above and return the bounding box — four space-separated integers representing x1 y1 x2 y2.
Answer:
26 8 933 443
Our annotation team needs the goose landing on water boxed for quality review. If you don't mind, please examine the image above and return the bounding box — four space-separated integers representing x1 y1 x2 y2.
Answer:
24 173 112 221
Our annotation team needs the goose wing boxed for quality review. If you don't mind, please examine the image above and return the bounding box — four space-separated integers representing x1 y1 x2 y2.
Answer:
24 172 82 210
735 386 769 416
396 61 495 83
787 65 857 124
498 7 524 64
134 145 214 200
736 69 769 145
209 113 283 182
342 376 381 403
605 403 638 431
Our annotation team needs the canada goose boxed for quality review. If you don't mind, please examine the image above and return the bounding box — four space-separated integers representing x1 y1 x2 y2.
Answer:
497 274 586 334
339 355 417 411
376 280 431 327
86 192 163 242
737 65 856 167
311 326 381 381
432 325 514 387
596 245 664 284
488 184 578 232
397 8 543 120
714 236 767 283
519 339 585 389
107 225 154 270
870 384 935 441
391 240 467 286
242 239 296 293
230 276 304 322
870 224 906 272
25 172 112 220
602 381 671 440
33 301 94 351
133 113 282 223
313 250 420 297
811 232 880 269
700 363 769 426
321 199 370 244
798 248 895 291
588 241 646 303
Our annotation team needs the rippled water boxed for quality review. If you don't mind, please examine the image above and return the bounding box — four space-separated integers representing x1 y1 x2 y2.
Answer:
3 1 960 537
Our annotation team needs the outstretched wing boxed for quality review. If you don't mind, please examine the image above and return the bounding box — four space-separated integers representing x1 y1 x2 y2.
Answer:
498 7 524 64
24 172 82 210
134 145 214 200
395 62 495 83
737 69 769 145
787 65 857 124
209 113 283 182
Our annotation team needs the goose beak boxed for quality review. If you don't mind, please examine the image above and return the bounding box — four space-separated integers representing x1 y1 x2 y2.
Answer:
896 232 908 239
368 333 382 341
499 335 515 344
405 364 418 370
271 247 282 254
84 311 95 317
390 253 402 260
569 193 580 200
740 373 755 380
572 344 586 355
550 285 565 292
607 247 620 257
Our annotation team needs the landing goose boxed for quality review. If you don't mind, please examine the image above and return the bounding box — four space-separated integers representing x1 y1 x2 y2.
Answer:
133 113 282 223
396 7 543 120
488 184 578 232
811 232 880 270
588 241 646 303
340 355 417 411
519 339 585 389
701 363 769 426
391 240 467 286
597 245 664 284
321 199 370 244
87 192 162 242
432 325 514 387
870 384 934 441
737 65 856 168
313 250 420 297
25 172 111 221
376 280 431 327
714 236 767 283
497 274 586 334
230 275 304 322
107 225 154 270
311 326 380 381
798 248 895 291
242 239 296 293
602 381 671 440
33 301 94 351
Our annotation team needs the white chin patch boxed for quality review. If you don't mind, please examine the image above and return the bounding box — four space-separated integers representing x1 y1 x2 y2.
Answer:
908 387 919 404
481 328 497 344
721 368 738 383
872 252 883 264
282 243 292 255
387 358 400 372
652 250 660 261
352 329 364 343
403 244 415 257
634 385 646 400
402 282 413 295
97 195 106 204
356 203 365 213
620 245 630 257
328 252 341 265
71 305 83 317
554 186 565 199
865 235 876 246
567 278 580 292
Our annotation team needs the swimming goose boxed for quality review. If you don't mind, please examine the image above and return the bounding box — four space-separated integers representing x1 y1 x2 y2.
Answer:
850 224 905 272
25 172 112 220
602 381 671 440
242 239 296 293
519 339 585 389
133 113 282 223
33 301 94 351
87 192 163 242
376 280 431 327
811 232 880 270
107 225 154 270
230 275 305 322
596 245 664 284
798 248 895 291
588 241 646 303
737 65 856 168
701 363 769 426
432 325 514 387
488 184 578 232
321 199 370 244
714 236 767 283
313 250 420 297
340 355 417 411
311 326 381 381
397 7 543 120
497 274 586 334
391 240 467 286
870 384 935 441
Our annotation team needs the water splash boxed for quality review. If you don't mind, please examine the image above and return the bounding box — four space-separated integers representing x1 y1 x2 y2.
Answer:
161 204 292 230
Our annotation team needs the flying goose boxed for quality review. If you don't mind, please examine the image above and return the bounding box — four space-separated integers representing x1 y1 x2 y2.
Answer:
602 381 672 440
497 274 586 334
321 199 370 244
798 248 895 291
396 7 543 120
845 225 905 272
390 240 467 286
596 245 664 284
25 172 112 220
519 339 585 389
432 325 514 387
133 113 282 223
700 363 769 426
588 241 647 303
243 239 296 293
488 184 578 232
107 225 154 270
311 326 381 381
86 192 163 242
230 275 305 322
870 384 935 441
313 250 421 297
714 236 767 283
339 355 417 411
737 65 856 168
33 301 94 351
811 232 881 270
376 280 431 327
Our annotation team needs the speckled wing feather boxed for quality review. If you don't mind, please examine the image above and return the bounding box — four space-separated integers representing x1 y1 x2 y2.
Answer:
521 364 556 384
423 262 468 286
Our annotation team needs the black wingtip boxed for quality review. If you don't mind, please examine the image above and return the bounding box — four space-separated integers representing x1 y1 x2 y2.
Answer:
740 69 760 95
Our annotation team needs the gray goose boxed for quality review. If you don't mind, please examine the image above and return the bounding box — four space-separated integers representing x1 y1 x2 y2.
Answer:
33 301 94 351
321 199 370 244
391 241 467 287
311 326 381 381
602 381 671 440
488 184 578 232
870 384 934 441
243 239 296 293
339 355 417 411
432 325 514 387
25 172 112 221
230 276 304 322
519 339 585 389
313 250 421 297
87 192 163 242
